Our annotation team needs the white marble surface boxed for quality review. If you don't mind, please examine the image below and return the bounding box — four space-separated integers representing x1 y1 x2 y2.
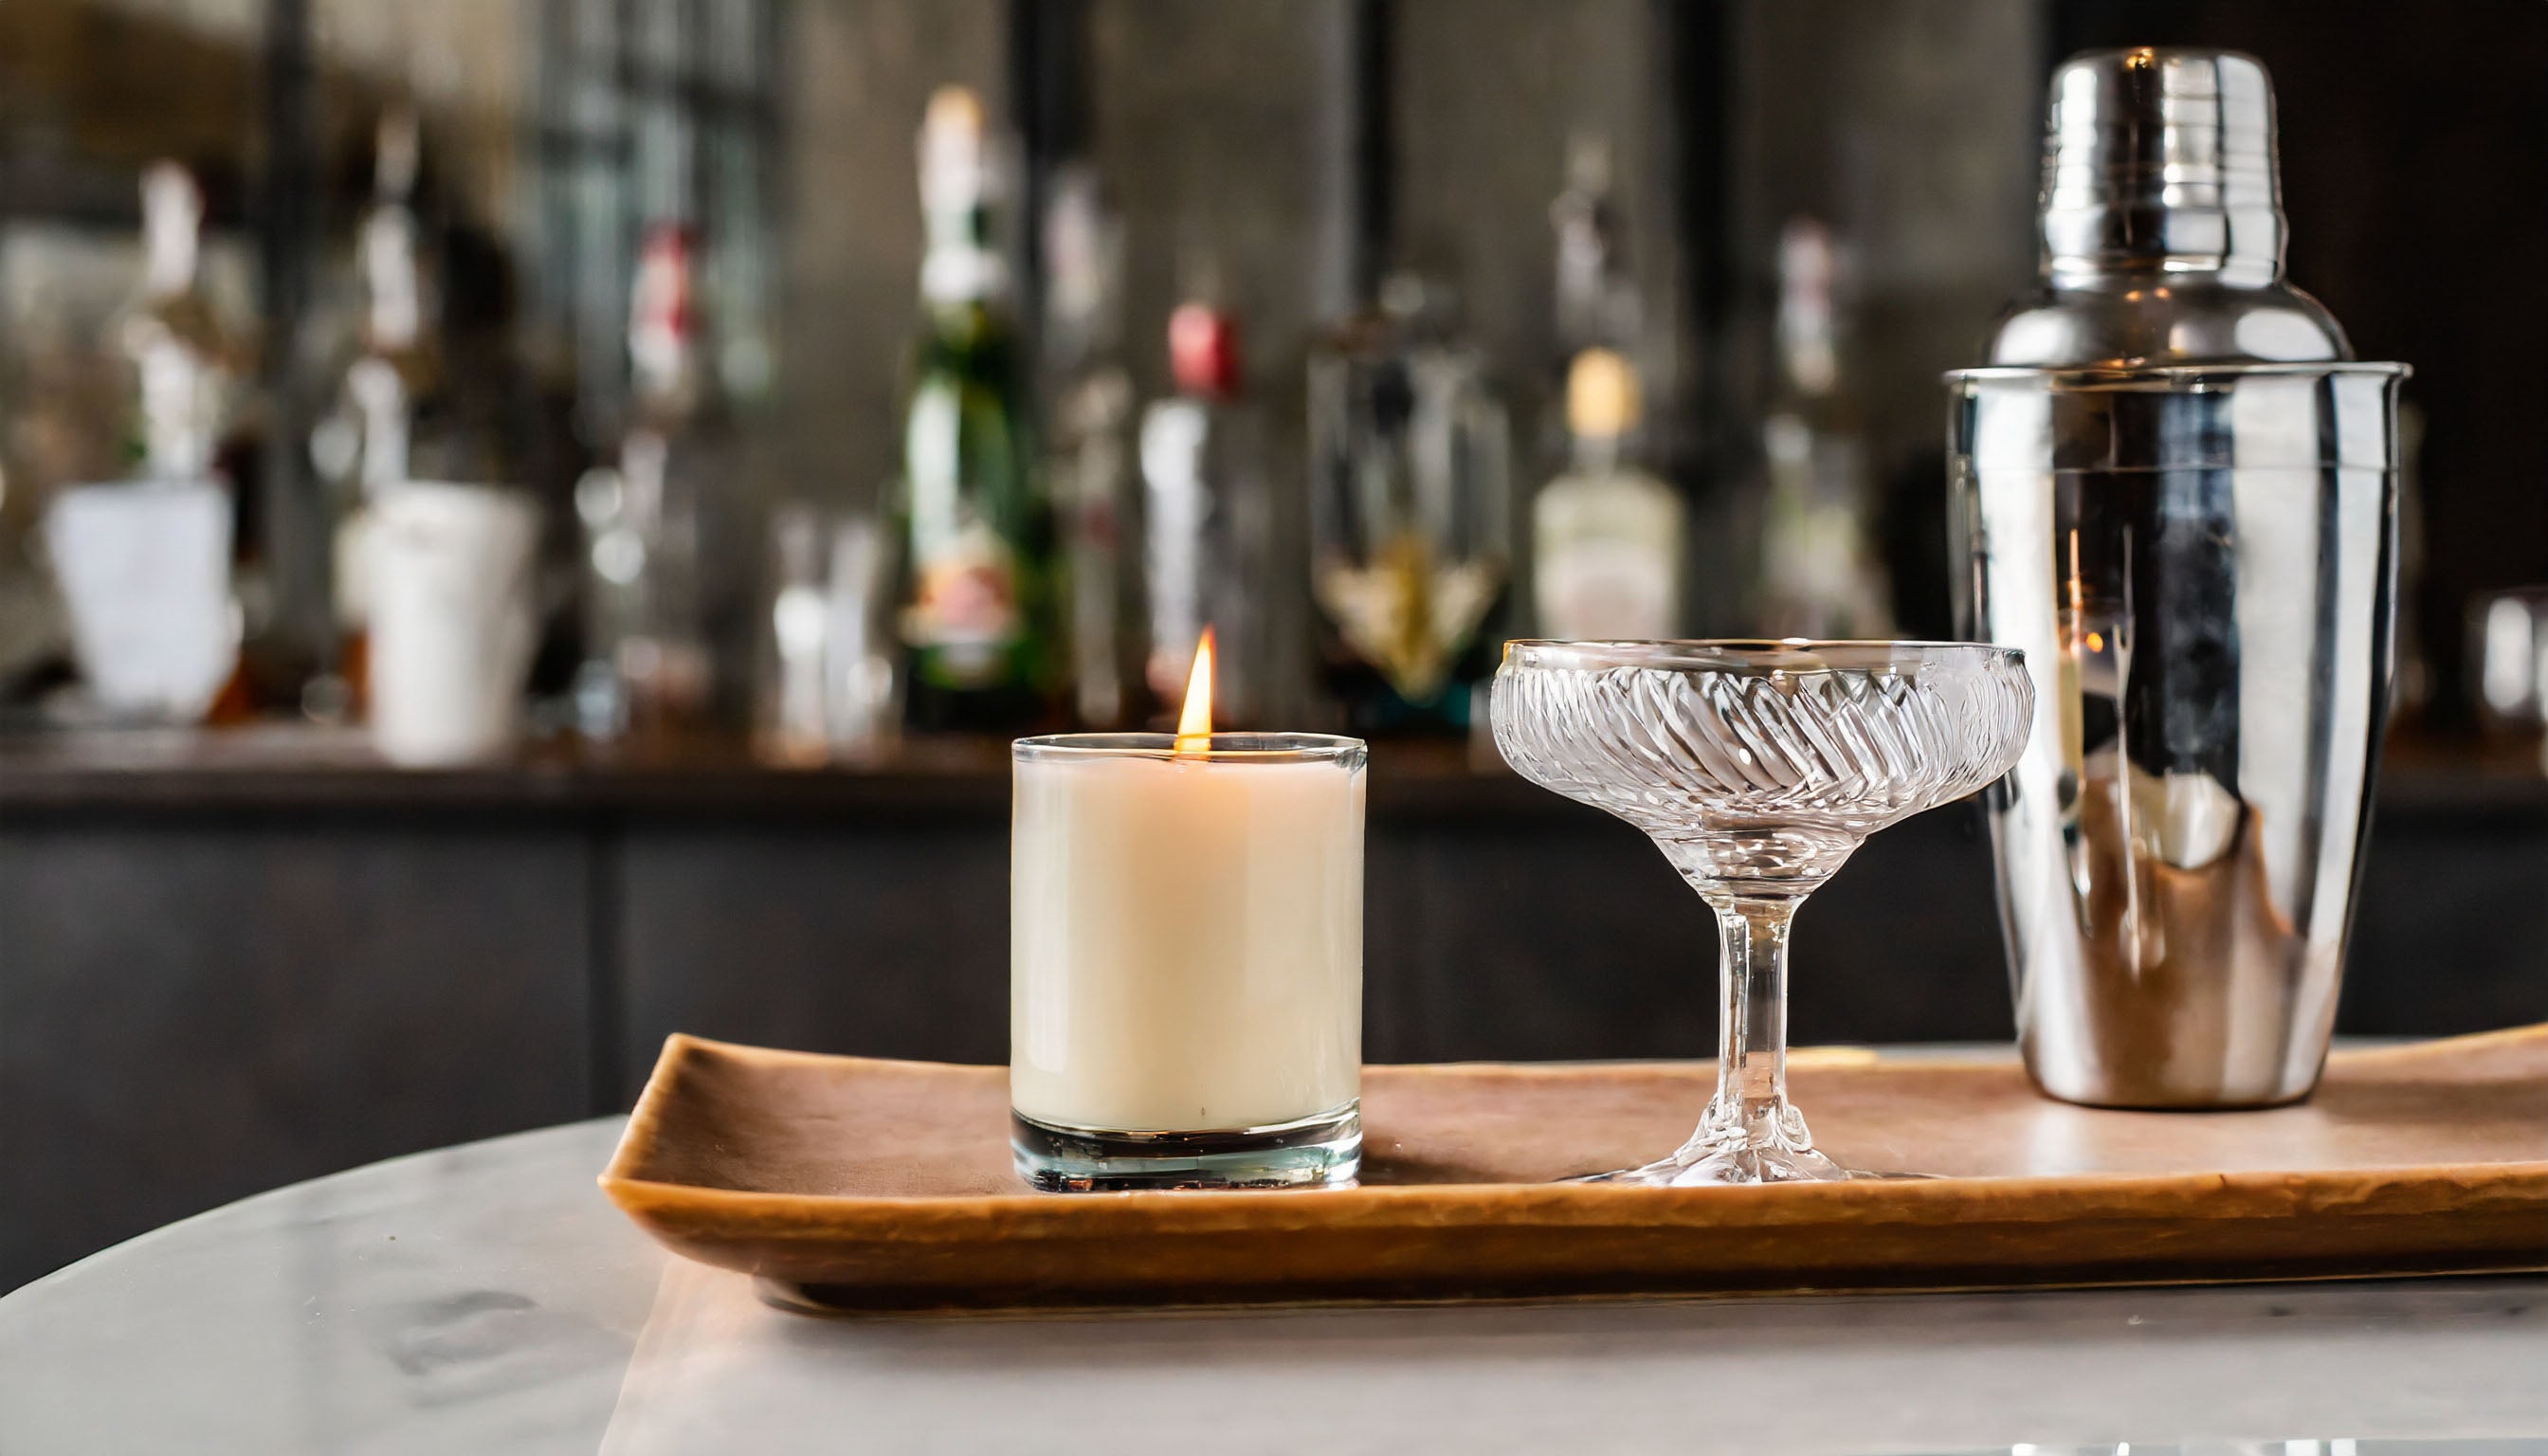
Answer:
3 1118 2546 1454
0 1121 657 1452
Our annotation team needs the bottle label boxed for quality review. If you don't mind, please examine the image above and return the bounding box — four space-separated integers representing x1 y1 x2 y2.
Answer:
905 518 1022 684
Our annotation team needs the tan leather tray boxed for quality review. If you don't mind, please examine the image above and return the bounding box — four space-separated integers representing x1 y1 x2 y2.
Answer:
600 1027 2548 1311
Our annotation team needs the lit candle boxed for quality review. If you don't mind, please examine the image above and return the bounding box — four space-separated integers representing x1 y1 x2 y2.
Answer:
1010 631 1366 1191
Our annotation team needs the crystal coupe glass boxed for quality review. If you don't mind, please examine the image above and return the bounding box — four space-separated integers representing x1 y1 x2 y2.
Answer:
1491 640 2034 1185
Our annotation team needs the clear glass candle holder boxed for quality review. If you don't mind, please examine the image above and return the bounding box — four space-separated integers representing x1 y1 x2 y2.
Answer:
1010 732 1366 1191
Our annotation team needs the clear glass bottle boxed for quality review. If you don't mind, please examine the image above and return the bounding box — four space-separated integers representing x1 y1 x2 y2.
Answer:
755 501 832 766
116 162 235 482
309 109 443 718
1533 348 1683 641
897 87 1052 734
1139 300 1265 722
1038 167 1137 729
1756 218 1891 640
1548 131 1640 364
574 225 717 737
106 161 247 720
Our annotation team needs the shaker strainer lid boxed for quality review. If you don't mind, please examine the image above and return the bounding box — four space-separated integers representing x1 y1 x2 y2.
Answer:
1986 47 2357 369
2042 47 2282 284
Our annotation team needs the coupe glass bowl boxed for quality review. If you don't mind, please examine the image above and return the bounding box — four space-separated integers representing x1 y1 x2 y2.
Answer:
1491 639 2034 1185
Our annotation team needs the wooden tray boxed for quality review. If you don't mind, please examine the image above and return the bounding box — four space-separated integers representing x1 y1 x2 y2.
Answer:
600 1027 2548 1311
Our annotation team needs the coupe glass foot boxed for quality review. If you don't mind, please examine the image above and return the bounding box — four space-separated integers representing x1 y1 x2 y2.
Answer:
1587 1151 1847 1187
1575 1132 1849 1187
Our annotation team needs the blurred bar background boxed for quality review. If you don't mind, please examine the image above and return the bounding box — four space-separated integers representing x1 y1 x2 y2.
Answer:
0 0 2542 1286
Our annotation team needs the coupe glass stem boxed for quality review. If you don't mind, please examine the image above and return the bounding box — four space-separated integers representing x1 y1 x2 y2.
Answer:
1690 893 1810 1162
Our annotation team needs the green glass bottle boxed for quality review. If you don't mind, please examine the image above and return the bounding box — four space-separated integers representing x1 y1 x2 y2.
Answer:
899 87 1053 733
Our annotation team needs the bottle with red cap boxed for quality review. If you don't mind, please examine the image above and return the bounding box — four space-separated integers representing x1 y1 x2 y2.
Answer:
573 223 718 737
1139 298 1265 722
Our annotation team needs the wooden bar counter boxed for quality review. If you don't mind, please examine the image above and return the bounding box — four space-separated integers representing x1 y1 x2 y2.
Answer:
5 723 2546 1290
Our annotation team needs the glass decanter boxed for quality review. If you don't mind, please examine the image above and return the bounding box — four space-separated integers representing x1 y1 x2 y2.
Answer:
1307 276 1511 719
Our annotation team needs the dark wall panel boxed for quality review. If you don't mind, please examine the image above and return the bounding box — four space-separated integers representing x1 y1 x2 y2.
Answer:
1397 805 2011 1063
0 814 591 1288
614 812 1446 1083
1362 824 1428 1063
1403 809 1712 1063
615 822 1012 1098
2343 823 2548 1038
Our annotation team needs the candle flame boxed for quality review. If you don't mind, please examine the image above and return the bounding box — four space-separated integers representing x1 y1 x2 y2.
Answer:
1175 628 1215 751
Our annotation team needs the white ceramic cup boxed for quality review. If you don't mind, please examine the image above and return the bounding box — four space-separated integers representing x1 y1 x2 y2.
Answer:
43 478 238 722
368 482 542 767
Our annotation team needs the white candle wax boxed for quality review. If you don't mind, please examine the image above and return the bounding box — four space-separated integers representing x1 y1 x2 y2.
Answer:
1010 741 1364 1133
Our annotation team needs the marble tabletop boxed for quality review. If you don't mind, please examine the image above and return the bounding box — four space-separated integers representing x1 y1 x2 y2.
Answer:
3 1117 2545 1455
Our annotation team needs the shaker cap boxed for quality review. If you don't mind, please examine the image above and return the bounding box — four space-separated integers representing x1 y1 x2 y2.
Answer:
2041 47 2283 284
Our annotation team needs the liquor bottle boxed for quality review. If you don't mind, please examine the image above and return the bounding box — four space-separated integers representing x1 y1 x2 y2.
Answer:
1307 275 1511 734
1548 131 1638 364
116 162 235 482
1038 166 1137 728
754 501 832 766
898 86 1052 733
113 161 254 722
1532 348 1683 640
309 108 443 714
1139 299 1266 722
573 225 717 737
1756 218 1891 639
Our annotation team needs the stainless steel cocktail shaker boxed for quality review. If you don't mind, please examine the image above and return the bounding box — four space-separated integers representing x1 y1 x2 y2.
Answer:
1951 49 2409 1107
